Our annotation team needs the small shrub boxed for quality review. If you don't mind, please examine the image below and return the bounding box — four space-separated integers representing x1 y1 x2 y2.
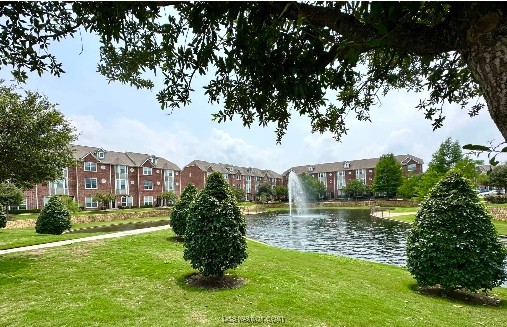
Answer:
407 171 507 292
35 196 71 235
170 184 198 237
59 195 80 213
184 172 247 277
484 195 507 204
0 210 6 228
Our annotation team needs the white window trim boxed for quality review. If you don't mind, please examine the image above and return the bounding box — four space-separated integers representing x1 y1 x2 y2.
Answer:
144 180 153 190
144 196 154 206
84 162 97 172
84 178 98 189
85 196 98 208
143 167 153 175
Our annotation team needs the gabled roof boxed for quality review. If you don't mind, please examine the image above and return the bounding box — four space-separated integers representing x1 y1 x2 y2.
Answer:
71 145 180 170
284 154 424 176
184 160 283 178
262 169 282 179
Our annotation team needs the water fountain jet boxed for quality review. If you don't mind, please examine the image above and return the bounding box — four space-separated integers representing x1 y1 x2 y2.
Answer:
288 171 308 216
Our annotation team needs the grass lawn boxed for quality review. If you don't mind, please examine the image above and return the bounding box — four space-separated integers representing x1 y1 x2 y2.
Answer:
0 217 169 250
390 214 507 236
1 230 507 326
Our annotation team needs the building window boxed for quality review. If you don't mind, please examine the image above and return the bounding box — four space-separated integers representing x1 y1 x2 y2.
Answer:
85 196 98 208
408 164 417 171
143 167 152 175
164 170 174 191
144 180 153 190
97 151 105 159
144 196 153 206
8 198 27 210
84 162 97 172
121 196 133 207
318 172 327 187
84 178 97 189
236 174 240 180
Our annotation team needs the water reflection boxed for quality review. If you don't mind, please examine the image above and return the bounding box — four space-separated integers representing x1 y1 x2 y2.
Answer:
246 209 410 266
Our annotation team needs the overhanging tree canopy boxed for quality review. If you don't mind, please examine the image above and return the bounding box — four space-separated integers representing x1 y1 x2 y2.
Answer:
1 2 506 142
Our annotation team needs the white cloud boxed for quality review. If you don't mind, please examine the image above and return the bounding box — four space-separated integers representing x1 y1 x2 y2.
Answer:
69 115 289 172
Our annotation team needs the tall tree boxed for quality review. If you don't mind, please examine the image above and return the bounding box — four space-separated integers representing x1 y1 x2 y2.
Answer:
0 183 24 215
372 154 403 199
273 185 288 201
488 165 507 192
256 182 273 199
417 138 481 198
299 173 326 201
342 179 368 201
397 174 422 200
0 85 77 188
2 3 507 142
427 137 464 174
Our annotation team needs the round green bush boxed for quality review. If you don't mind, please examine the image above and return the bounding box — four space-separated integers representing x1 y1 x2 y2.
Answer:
35 196 72 235
183 172 248 277
0 210 6 228
170 183 198 237
407 171 507 292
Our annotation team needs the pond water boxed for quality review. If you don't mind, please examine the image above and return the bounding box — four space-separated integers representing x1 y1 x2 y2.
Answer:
246 209 410 266
247 208 507 287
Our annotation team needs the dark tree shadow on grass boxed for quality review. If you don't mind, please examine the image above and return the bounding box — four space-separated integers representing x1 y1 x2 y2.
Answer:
0 256 32 287
176 272 247 291
409 283 504 307
166 235 185 243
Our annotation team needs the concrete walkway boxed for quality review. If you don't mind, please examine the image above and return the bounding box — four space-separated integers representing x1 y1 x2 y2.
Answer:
0 225 171 255
371 211 417 219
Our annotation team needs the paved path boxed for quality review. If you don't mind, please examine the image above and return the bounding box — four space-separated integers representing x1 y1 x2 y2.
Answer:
371 211 417 219
0 225 171 255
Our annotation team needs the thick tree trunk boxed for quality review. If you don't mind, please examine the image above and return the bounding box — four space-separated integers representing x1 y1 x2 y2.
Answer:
466 37 507 142
464 10 507 142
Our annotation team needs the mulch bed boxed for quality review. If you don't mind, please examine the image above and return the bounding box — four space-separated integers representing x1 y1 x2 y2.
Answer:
415 285 502 306
185 273 247 290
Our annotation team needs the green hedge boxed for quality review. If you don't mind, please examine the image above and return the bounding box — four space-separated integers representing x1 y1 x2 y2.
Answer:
484 195 507 204
7 209 41 214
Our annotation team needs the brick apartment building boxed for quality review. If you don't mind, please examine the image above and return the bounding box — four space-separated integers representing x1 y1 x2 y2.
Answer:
181 160 283 201
20 145 181 210
283 154 424 199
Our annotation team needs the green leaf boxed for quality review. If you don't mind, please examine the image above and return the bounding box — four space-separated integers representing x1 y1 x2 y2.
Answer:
462 144 491 151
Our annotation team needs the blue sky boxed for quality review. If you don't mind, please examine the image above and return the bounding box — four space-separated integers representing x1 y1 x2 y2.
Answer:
1 31 503 173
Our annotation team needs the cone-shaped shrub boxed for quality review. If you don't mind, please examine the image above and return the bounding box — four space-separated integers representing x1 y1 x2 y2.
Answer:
170 183 198 237
35 196 71 235
0 210 6 228
184 172 247 277
407 170 507 292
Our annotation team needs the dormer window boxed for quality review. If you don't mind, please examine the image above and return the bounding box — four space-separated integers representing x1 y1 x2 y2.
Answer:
308 166 315 172
97 151 105 159
150 155 158 165
344 161 350 169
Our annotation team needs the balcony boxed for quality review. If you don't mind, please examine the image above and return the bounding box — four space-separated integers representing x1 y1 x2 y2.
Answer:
50 188 68 196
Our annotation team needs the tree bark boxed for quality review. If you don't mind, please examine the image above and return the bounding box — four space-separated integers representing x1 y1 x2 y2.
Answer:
466 35 507 142
464 8 507 142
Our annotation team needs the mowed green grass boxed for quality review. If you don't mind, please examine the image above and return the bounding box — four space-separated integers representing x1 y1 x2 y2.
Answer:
1 230 507 327
0 217 169 250
392 214 507 236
